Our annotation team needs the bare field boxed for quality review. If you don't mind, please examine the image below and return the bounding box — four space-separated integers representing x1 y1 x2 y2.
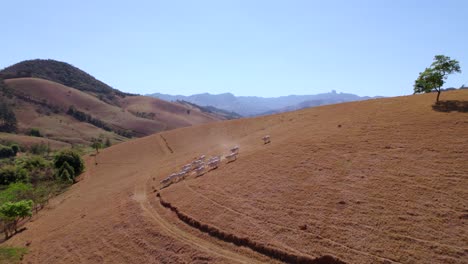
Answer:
5 90 468 263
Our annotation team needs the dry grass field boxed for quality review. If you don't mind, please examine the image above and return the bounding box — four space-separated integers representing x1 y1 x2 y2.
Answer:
5 90 467 263
0 133 71 150
4 78 222 146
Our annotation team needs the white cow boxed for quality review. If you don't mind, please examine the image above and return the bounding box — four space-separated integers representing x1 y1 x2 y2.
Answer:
230 146 239 154
225 152 237 163
177 169 189 180
195 164 206 177
160 177 171 185
182 163 192 171
262 135 271 144
161 173 177 186
207 156 221 170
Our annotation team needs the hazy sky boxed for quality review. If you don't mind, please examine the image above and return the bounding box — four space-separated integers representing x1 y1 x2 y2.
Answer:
2 0 467 97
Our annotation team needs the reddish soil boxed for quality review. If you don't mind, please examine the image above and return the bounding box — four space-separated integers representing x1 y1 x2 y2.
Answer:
5 90 468 263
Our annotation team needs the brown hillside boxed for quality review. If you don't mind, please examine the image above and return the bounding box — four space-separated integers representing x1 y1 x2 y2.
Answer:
0 133 70 150
4 78 222 145
5 90 468 263
121 95 222 130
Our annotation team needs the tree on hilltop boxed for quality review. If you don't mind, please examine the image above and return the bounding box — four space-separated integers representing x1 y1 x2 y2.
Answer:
414 55 461 103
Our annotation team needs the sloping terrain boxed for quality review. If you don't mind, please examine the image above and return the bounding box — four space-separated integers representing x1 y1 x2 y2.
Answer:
2 77 222 146
5 90 468 263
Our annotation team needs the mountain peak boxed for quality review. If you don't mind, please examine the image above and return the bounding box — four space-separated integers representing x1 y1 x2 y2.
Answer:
0 59 130 98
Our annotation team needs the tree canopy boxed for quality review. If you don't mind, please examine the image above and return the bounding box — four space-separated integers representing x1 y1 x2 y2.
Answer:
414 55 461 102
53 150 84 180
0 200 33 238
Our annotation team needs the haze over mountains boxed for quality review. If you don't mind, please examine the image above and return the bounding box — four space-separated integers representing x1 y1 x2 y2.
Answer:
149 91 382 116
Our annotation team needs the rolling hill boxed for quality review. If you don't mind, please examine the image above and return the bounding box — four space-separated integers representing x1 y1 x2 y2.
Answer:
0 60 225 147
5 90 467 263
0 59 130 106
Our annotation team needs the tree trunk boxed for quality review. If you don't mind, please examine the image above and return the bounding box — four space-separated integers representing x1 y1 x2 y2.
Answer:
436 89 441 103
4 223 11 239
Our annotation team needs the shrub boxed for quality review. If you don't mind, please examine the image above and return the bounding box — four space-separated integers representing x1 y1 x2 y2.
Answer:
0 246 28 264
10 144 20 155
0 182 33 204
15 155 48 170
0 145 15 159
15 155 52 183
54 150 84 179
28 128 42 137
0 166 28 185
29 143 49 155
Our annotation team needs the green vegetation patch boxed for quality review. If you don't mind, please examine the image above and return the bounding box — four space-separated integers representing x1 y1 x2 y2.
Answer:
0 141 85 239
0 246 28 264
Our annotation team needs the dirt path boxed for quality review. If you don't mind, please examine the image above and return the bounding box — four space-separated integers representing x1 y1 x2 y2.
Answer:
133 183 266 264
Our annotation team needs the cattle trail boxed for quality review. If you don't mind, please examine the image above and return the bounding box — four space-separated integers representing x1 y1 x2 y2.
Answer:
160 134 174 153
134 184 265 264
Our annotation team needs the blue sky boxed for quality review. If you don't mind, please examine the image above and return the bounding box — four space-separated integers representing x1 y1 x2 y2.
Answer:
2 0 467 97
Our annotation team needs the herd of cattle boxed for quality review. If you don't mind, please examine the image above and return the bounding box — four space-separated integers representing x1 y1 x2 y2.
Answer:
160 135 270 188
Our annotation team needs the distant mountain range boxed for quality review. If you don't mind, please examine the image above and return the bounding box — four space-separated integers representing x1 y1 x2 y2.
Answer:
148 91 383 116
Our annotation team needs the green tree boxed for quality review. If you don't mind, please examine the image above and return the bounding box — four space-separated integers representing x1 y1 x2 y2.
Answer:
0 166 28 185
0 200 33 239
414 55 462 102
10 144 20 155
104 138 111 148
0 183 33 204
54 150 84 179
0 100 17 133
90 138 102 153
0 145 15 159
59 169 73 184
28 128 42 137
58 161 75 180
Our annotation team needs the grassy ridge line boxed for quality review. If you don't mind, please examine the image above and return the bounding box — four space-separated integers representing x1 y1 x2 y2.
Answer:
156 193 345 264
